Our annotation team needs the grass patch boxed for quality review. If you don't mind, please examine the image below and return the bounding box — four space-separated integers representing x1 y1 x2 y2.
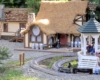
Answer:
39 56 78 69
63 60 78 68
1 69 39 80
0 66 7 73
0 58 41 80
5 58 33 68
39 56 67 69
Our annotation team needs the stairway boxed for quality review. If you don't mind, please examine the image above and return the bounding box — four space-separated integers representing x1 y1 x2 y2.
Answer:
9 37 24 42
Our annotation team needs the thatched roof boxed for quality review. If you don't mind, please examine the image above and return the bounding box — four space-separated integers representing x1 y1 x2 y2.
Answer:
21 1 88 35
4 8 28 22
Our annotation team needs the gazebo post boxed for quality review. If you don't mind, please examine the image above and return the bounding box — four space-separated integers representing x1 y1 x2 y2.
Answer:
88 35 91 44
93 35 99 53
83 35 87 55
80 33 83 51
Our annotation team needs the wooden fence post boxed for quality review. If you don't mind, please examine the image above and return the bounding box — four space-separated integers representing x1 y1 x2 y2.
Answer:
19 52 25 66
22 53 25 65
19 54 22 66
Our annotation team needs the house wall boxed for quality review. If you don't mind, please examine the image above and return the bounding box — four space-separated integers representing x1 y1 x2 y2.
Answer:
75 16 83 26
29 34 47 48
24 33 48 49
29 42 33 48
43 34 47 44
26 29 47 48
1 22 26 36
68 34 70 42
24 33 29 48
7 22 19 32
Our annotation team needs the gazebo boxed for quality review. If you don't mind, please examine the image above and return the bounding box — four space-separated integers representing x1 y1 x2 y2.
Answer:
77 12 100 55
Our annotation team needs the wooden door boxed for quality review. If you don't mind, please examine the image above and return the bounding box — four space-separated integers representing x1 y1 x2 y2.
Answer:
60 34 68 46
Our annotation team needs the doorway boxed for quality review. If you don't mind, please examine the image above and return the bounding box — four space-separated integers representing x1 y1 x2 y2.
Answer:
60 34 68 47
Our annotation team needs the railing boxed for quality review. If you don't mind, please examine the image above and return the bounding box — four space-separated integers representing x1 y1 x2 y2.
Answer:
1 31 17 36
77 51 99 73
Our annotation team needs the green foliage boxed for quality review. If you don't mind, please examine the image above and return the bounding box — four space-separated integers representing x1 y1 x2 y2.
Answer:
47 56 65 69
0 0 26 8
1 69 40 80
95 6 100 22
42 0 69 1
89 0 100 6
88 0 100 22
0 47 12 64
25 0 41 14
40 56 67 69
40 56 77 69
0 58 41 80
0 58 40 80
0 0 41 14
0 66 7 73
63 60 78 68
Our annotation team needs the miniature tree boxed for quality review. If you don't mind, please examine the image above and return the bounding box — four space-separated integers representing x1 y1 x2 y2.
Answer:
0 47 12 64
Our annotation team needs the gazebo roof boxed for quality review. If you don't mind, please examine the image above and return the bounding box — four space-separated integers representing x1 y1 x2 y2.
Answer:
77 12 100 33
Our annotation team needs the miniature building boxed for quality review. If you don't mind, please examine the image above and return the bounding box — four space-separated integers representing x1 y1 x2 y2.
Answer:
1 8 28 40
78 12 100 55
21 1 88 49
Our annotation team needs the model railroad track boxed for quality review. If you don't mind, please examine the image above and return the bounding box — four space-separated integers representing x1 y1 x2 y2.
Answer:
29 53 77 76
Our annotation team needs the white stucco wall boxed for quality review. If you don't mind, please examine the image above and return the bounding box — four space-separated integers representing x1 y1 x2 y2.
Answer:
1 22 26 36
1 32 15 36
8 22 19 32
75 16 82 26
68 35 70 42
43 34 47 44
30 42 32 47
25 33 29 47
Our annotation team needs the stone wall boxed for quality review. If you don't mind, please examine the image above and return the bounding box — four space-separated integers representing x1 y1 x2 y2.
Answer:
26 13 35 27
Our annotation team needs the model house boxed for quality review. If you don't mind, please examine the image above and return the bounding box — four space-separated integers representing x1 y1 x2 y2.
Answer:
21 1 88 49
1 8 28 40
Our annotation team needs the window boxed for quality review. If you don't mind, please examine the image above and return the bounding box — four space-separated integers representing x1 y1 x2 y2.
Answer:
20 23 26 31
3 23 8 32
30 26 42 43
37 35 42 42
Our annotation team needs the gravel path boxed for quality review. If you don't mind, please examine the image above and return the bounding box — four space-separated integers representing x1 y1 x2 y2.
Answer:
0 40 52 61
0 40 100 80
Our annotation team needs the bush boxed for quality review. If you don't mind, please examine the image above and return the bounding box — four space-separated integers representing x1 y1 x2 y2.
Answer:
0 47 12 64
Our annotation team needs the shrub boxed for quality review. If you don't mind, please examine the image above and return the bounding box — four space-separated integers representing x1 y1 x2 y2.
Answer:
0 47 12 64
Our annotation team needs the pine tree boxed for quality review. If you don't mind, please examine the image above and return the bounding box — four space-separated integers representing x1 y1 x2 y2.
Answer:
0 47 12 64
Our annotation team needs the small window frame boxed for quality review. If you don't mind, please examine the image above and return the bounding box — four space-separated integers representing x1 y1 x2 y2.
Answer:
3 23 8 32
